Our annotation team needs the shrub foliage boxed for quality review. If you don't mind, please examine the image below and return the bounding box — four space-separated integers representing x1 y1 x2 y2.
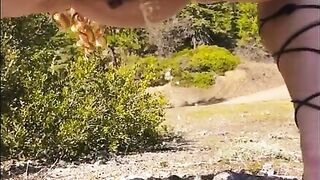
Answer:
1 16 165 161
126 45 240 88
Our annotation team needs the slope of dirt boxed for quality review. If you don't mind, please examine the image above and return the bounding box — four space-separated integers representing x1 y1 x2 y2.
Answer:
147 61 285 107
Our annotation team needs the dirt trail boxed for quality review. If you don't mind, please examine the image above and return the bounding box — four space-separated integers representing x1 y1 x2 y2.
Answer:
221 85 290 105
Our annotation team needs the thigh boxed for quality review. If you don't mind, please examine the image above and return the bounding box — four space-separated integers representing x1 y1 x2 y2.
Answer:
258 1 320 177
258 0 320 99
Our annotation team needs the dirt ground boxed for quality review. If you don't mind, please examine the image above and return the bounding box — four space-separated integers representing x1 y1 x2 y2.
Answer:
2 61 302 180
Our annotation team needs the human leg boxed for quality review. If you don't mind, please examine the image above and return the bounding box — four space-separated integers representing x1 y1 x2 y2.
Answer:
258 0 320 179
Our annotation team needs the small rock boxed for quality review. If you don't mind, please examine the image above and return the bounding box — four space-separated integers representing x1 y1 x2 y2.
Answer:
166 175 183 180
213 171 240 180
57 160 67 167
94 160 104 166
264 111 271 115
258 163 275 176
73 161 81 166
213 172 232 180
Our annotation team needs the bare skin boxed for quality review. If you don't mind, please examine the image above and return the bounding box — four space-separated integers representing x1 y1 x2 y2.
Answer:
258 0 320 179
1 0 188 27
1 0 319 179
0 0 269 27
1 0 72 17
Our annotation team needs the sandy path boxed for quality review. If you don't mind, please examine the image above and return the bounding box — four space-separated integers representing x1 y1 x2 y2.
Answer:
221 85 291 105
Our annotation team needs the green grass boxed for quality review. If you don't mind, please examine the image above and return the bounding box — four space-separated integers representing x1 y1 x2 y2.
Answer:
183 101 293 121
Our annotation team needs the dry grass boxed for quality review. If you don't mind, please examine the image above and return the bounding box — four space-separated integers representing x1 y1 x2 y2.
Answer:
165 100 302 176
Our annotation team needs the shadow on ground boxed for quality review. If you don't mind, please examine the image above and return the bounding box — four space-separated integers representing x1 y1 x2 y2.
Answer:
0 132 191 179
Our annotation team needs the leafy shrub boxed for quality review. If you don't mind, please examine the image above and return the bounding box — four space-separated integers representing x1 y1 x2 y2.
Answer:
235 3 260 44
186 45 241 75
125 45 240 88
190 72 215 88
126 55 165 86
174 72 215 88
1 16 166 161
1 53 166 161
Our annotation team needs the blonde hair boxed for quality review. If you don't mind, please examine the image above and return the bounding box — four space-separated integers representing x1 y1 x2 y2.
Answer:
52 8 107 54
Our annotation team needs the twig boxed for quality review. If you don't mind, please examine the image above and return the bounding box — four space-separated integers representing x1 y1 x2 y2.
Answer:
24 161 30 180
40 158 60 179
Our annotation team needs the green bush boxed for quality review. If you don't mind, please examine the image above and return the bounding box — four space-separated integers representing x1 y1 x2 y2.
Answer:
1 54 166 161
187 45 240 75
235 3 260 44
1 16 166 161
126 55 165 86
125 45 240 88
191 72 215 88
173 72 215 88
